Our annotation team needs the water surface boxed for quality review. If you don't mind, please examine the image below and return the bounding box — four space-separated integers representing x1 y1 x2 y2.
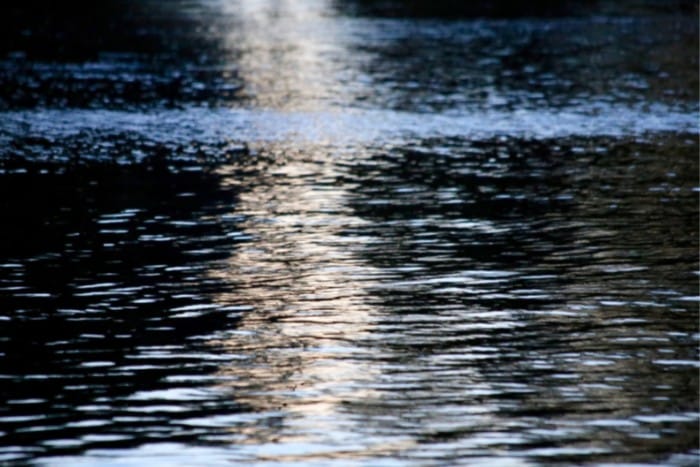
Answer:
0 1 698 465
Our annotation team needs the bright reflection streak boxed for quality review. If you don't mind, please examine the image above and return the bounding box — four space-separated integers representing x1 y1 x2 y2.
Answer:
222 0 355 111
209 143 403 460
205 1 406 460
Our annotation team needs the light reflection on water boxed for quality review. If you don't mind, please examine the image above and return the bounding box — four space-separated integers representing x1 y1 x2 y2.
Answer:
207 145 391 462
0 0 697 465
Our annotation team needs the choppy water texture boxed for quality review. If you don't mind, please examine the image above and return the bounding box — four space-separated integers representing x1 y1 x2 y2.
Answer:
0 1 698 465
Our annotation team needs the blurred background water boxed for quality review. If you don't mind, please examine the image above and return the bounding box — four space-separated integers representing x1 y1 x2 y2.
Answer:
0 1 698 465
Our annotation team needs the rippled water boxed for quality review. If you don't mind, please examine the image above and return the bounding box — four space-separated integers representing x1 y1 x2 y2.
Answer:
0 1 698 465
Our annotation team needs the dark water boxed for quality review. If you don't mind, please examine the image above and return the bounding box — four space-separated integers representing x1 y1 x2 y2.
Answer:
0 1 698 465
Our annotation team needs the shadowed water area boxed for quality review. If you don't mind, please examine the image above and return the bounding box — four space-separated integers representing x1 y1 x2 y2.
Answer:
0 1 698 465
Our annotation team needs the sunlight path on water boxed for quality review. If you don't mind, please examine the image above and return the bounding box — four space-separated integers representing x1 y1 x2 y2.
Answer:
205 143 420 462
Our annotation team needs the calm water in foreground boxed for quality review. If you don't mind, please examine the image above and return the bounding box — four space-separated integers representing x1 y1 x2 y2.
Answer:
0 1 698 465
